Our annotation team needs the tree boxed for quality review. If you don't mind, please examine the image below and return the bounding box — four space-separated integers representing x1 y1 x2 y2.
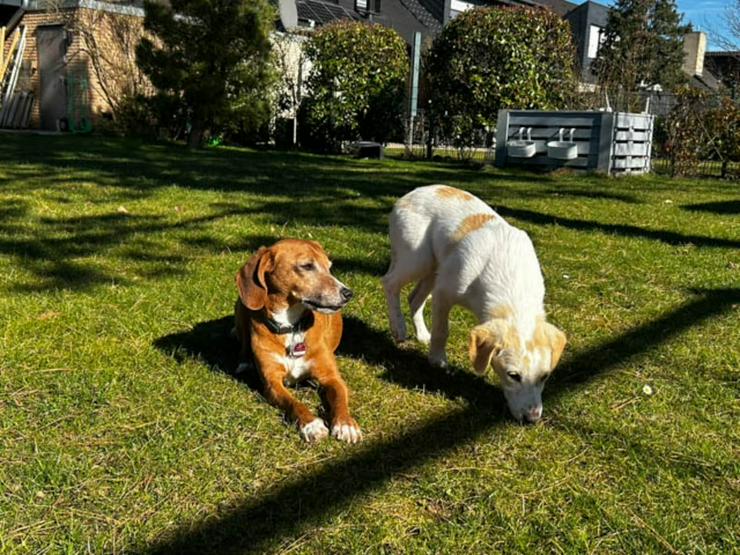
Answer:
425 6 577 152
298 21 408 153
709 0 739 51
272 32 309 147
136 0 275 147
593 0 690 110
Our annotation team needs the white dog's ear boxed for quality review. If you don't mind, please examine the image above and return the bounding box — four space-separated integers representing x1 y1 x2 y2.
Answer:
540 321 567 371
468 320 507 375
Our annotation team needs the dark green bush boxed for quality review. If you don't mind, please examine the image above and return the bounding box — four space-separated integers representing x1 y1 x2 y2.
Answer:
425 6 577 149
298 21 408 153
136 0 275 147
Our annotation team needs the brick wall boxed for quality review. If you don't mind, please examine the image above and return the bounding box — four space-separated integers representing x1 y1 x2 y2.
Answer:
3 6 147 130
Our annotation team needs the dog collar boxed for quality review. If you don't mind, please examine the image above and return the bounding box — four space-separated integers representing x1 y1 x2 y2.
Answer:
254 309 315 335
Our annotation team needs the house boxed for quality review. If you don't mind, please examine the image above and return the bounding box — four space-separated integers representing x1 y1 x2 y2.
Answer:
2 0 609 133
277 0 609 85
1 0 146 131
279 0 442 43
562 1 608 85
704 50 740 98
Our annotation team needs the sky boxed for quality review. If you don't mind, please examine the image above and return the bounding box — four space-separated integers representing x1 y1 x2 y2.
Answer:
601 0 735 50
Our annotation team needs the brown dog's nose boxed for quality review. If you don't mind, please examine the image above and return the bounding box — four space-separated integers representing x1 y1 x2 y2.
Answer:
341 287 354 302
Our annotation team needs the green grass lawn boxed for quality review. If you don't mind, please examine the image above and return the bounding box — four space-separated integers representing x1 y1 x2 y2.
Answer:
0 135 738 554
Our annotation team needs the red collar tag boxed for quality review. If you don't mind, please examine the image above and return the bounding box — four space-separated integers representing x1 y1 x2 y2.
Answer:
290 342 307 358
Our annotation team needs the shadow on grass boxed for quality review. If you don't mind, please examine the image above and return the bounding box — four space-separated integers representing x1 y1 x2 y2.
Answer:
498 207 740 249
148 288 739 554
682 200 740 215
3 135 735 292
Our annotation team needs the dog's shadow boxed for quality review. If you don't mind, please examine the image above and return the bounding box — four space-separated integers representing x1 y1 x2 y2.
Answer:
153 315 263 391
153 314 507 415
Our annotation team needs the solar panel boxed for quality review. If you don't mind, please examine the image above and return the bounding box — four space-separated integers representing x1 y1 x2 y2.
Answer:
296 0 358 25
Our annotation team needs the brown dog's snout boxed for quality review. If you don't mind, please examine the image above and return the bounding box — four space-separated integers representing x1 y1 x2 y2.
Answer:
340 287 353 302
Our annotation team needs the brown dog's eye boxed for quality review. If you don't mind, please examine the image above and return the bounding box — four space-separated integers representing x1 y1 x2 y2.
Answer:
507 371 522 383
299 262 315 271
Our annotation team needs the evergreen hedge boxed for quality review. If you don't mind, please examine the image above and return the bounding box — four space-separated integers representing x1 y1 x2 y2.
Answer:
298 21 408 152
425 7 577 149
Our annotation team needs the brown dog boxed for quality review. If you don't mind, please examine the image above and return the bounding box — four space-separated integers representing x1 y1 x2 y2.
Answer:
234 239 361 443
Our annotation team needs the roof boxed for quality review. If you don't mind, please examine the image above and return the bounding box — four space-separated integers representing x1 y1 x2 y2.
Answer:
288 0 441 43
296 0 357 26
691 70 721 92
705 51 740 59
399 0 441 33
536 0 577 16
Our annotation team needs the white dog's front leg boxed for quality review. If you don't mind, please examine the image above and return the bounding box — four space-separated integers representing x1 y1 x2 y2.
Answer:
428 294 452 368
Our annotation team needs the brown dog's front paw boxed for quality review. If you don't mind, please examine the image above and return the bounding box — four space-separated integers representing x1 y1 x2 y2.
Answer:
331 418 362 444
300 418 329 443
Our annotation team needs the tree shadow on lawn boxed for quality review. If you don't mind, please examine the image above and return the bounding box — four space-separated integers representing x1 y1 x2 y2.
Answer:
148 287 739 555
682 200 740 215
0 204 265 292
2 135 733 291
1 135 644 206
498 207 740 249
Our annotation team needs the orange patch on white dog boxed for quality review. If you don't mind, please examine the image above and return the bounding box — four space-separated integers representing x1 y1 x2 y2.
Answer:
452 213 495 242
489 305 513 321
435 186 474 201
396 196 414 211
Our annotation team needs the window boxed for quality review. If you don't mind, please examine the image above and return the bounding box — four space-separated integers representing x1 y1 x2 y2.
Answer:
450 0 475 18
356 0 380 13
587 25 604 59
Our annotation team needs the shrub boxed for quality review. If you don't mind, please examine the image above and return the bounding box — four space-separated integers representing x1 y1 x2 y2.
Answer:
663 87 739 177
298 21 408 153
663 87 709 176
425 6 577 149
705 97 740 178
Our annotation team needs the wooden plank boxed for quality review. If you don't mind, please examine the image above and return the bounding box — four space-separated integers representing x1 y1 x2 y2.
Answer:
612 167 649 175
615 113 652 130
613 143 649 156
507 155 590 168
507 110 608 118
508 115 602 128
612 157 650 169
19 92 33 128
0 28 19 83
506 128 596 141
497 140 591 155
495 109 510 168
615 130 650 141
597 111 614 174
616 112 652 124
1 27 5 81
9 93 19 127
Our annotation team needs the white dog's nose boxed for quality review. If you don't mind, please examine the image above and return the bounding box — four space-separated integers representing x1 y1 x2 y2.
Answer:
524 405 542 423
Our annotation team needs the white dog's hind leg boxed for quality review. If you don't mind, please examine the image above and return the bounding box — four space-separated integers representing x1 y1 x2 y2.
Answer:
408 274 434 344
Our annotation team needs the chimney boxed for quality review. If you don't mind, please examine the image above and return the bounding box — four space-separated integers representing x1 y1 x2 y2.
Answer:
683 32 706 76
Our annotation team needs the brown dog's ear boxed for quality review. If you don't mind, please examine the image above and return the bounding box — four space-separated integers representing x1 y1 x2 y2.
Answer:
541 322 567 370
236 247 274 311
468 320 507 375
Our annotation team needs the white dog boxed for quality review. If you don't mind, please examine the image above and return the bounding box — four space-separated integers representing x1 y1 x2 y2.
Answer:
382 185 566 423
